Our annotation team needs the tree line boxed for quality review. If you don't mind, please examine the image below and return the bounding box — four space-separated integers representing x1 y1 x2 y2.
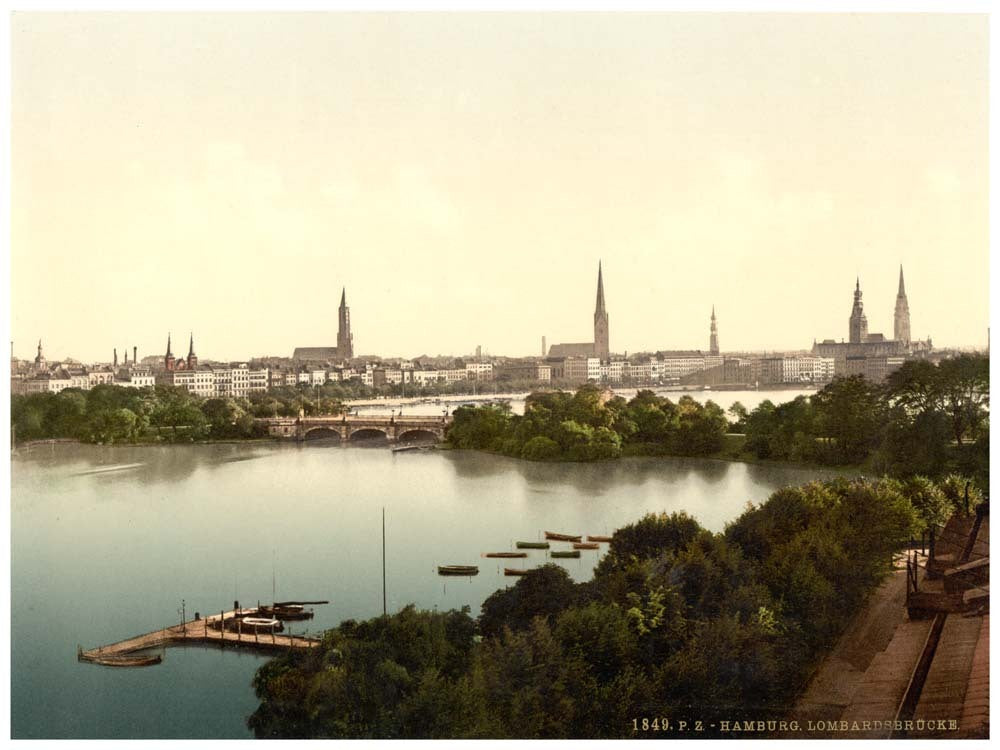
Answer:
445 385 729 461
730 355 988 482
247 475 983 739
9 384 345 444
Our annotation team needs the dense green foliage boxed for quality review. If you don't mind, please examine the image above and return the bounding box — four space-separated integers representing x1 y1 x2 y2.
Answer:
446 385 728 461
739 356 989 482
248 476 973 739
11 385 273 444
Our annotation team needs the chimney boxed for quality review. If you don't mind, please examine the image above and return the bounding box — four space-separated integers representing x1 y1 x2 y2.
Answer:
133 346 138 366
542 336 547 357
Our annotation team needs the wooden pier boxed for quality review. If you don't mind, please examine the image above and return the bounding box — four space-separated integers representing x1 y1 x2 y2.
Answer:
78 607 321 667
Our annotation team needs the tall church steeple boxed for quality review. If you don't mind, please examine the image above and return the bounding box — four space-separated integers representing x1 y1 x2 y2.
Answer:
709 306 719 355
593 262 609 359
165 333 176 372
186 332 198 369
337 288 354 361
894 265 911 346
849 277 869 344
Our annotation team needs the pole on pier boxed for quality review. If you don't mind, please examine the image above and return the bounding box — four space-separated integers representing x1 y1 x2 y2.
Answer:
181 599 186 635
382 506 387 618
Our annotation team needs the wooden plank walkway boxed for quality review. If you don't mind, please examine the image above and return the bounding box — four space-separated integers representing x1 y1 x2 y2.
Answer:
958 614 989 738
913 613 983 734
79 608 321 667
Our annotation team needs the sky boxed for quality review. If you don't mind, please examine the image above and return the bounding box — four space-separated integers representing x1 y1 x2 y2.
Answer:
9 12 989 363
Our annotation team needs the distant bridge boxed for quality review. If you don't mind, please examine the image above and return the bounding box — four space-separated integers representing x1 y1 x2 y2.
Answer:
257 414 452 443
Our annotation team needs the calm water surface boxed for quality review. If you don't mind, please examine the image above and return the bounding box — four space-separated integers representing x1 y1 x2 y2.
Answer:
12 441 842 738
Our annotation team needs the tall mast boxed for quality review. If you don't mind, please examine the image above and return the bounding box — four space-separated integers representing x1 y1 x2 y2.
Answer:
382 507 387 618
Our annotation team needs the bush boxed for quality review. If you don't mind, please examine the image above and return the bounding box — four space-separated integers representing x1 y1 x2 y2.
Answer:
521 436 560 461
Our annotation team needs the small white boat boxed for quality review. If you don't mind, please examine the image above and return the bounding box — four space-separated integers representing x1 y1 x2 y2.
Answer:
238 617 283 633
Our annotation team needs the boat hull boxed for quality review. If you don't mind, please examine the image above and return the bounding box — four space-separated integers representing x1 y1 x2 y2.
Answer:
484 552 528 558
438 566 479 576
550 550 581 559
515 542 550 549
504 568 529 576
544 531 582 542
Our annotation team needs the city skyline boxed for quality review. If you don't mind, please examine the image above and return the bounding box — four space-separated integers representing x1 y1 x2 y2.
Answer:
9 259 986 365
10 13 989 362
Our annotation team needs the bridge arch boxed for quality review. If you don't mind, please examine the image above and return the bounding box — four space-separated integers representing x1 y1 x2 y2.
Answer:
348 427 390 444
397 428 442 444
302 427 342 442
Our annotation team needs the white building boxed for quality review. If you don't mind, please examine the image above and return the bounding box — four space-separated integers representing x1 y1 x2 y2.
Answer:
115 368 156 389
658 354 707 380
166 369 216 398
465 362 494 381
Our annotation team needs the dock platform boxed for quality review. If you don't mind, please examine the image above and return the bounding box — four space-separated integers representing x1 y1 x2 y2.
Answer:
78 607 322 667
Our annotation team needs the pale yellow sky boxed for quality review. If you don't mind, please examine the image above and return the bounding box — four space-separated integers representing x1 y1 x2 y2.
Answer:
10 13 989 362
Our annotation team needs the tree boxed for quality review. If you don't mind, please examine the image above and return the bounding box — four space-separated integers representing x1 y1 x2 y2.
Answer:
479 565 581 639
521 435 560 461
811 376 885 464
936 355 989 445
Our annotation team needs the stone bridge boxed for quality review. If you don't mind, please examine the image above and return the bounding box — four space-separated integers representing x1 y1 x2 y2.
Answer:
257 414 452 444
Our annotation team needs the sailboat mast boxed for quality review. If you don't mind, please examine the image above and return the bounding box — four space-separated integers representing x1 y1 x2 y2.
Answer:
382 507 387 618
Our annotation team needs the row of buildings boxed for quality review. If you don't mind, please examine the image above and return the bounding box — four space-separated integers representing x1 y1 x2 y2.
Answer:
11 265 951 398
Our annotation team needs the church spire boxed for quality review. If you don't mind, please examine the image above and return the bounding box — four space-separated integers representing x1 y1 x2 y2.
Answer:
894 265 911 346
595 261 606 314
166 333 173 357
340 287 346 307
593 262 609 359
188 332 195 357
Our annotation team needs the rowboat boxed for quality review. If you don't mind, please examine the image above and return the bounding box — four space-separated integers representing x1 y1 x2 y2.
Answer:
573 542 600 550
550 550 581 559
587 535 613 543
504 568 530 576
238 617 284 633
545 531 582 542
81 653 163 667
438 565 479 576
516 541 550 549
484 552 528 558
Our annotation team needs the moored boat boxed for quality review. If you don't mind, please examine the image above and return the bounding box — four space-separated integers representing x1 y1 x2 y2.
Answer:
587 535 613 543
258 604 315 621
237 617 284 633
573 542 600 550
504 568 530 576
438 565 479 576
515 541 550 549
550 550 581 559
484 552 528 558
545 531 582 542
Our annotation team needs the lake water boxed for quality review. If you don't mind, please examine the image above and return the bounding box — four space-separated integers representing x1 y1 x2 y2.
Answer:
11 440 842 738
